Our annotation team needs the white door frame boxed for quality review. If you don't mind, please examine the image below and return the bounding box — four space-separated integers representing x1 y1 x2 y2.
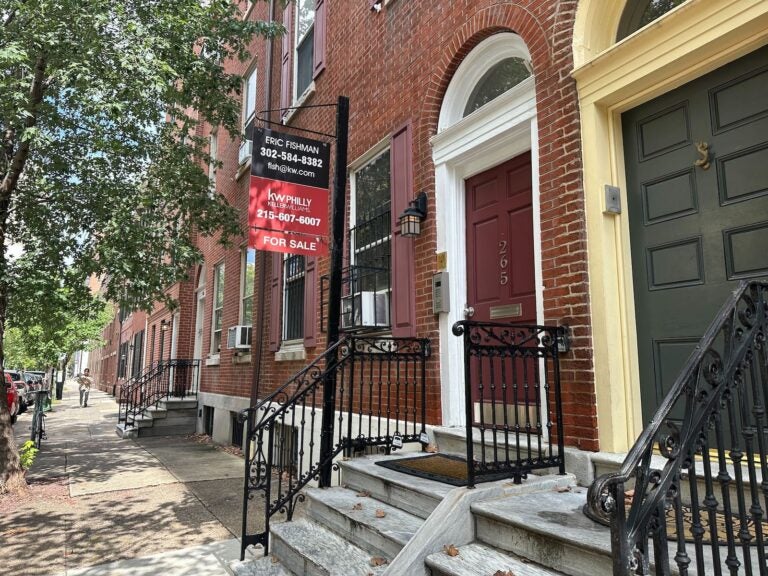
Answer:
430 33 543 426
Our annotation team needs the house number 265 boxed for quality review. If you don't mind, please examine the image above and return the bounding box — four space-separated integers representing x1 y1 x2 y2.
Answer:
499 240 509 286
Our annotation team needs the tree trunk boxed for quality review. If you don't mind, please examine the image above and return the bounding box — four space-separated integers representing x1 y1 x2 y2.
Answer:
0 395 26 494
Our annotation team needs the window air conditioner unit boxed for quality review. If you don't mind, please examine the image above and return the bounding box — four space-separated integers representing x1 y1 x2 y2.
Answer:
227 325 253 349
341 291 389 329
238 140 252 165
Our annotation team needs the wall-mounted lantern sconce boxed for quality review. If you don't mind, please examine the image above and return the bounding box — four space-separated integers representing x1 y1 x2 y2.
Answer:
160 319 171 332
398 191 428 238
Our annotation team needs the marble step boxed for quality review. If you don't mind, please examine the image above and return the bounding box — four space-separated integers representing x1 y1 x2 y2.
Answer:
471 487 613 576
270 518 388 576
425 542 567 576
231 555 293 576
305 486 423 560
159 397 198 410
339 455 453 520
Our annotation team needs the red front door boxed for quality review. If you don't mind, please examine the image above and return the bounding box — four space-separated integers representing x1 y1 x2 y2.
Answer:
466 152 535 325
465 152 537 423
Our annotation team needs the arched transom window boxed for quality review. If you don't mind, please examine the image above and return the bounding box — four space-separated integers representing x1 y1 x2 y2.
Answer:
463 56 531 117
617 0 688 41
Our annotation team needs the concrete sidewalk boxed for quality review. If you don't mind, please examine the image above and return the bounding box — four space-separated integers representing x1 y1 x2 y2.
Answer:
2 382 261 575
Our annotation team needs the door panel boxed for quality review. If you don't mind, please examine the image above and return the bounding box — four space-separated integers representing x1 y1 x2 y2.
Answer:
466 153 536 420
466 152 536 325
624 45 768 424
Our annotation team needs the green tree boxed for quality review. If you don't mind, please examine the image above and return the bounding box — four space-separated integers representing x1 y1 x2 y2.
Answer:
0 0 281 493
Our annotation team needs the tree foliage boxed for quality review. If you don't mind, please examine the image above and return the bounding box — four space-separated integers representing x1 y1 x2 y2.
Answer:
0 0 281 492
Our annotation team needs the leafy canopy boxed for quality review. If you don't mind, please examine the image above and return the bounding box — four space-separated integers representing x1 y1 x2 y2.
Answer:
0 0 281 312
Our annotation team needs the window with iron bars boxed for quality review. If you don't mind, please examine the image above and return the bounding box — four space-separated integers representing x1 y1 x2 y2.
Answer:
345 148 391 330
282 254 305 341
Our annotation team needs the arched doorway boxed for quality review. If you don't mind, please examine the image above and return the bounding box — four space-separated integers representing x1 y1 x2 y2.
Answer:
432 32 543 426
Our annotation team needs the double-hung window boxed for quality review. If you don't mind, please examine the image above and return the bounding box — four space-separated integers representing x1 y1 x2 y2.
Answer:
240 67 257 166
241 248 255 325
208 131 218 191
282 254 305 341
347 148 392 329
294 0 315 100
211 262 225 354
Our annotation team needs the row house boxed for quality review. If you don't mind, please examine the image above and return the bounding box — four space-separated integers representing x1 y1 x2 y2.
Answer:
95 1 768 571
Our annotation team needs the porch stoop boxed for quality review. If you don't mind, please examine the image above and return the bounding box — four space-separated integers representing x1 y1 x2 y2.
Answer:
115 397 197 439
231 453 581 576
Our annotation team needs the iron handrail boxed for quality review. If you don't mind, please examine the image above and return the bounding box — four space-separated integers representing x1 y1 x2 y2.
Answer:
585 280 768 575
119 359 200 427
117 364 158 423
452 320 567 487
240 335 429 559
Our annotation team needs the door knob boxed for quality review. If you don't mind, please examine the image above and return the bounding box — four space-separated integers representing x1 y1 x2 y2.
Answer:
463 306 475 318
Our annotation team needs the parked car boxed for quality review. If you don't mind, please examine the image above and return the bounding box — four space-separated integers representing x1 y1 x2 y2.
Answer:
14 380 31 413
4 372 19 424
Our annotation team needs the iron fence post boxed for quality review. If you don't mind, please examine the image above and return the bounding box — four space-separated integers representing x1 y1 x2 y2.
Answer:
319 96 349 487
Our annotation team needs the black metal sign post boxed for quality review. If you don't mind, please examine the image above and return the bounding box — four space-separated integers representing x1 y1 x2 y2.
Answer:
319 95 348 487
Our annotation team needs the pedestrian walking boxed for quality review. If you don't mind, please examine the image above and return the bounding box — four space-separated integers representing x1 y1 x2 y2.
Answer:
77 368 93 407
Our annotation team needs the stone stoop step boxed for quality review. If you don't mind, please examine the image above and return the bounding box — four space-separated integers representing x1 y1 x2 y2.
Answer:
339 455 453 520
231 556 293 576
472 487 613 576
159 397 198 410
304 486 424 560
270 518 389 576
425 542 567 576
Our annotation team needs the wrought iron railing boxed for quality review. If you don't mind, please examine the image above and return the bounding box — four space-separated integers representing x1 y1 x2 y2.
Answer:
452 321 567 488
239 335 429 558
585 280 768 575
118 359 200 427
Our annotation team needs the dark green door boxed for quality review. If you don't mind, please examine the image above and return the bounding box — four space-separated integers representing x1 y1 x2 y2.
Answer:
624 45 768 424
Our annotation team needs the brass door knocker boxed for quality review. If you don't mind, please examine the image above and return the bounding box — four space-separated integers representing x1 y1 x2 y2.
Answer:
694 141 710 170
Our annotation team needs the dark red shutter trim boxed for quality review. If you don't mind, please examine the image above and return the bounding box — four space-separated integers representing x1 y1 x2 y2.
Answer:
279 5 293 113
303 256 317 347
390 122 416 338
313 0 326 79
268 253 282 352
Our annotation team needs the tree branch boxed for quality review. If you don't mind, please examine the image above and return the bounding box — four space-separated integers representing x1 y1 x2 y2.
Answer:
0 54 46 200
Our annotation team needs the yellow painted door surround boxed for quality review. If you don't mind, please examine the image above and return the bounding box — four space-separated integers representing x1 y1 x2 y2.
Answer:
572 0 768 452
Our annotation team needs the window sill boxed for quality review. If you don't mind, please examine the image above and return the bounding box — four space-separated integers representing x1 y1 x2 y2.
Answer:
275 341 306 362
236 158 251 181
282 82 316 124
242 1 255 20
205 356 221 367
232 352 251 364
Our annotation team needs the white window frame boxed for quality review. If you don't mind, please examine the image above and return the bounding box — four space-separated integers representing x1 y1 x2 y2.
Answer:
211 261 225 355
348 141 393 329
240 247 255 325
243 66 258 131
293 0 315 101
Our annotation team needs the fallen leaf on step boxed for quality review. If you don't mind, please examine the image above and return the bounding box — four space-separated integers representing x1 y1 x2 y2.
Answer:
356 489 371 497
352 502 363 510
426 443 438 453
493 570 516 576
270 555 279 564
443 544 460 557
370 556 388 566
342 456 350 461
375 509 386 518
556 486 572 493
624 489 635 504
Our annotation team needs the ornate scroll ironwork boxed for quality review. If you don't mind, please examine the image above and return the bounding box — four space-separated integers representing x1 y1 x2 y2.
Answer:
452 321 567 488
585 280 768 575
239 335 429 558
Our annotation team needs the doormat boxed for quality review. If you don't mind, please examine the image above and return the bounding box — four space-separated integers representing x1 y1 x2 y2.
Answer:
375 454 469 486
666 505 768 546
